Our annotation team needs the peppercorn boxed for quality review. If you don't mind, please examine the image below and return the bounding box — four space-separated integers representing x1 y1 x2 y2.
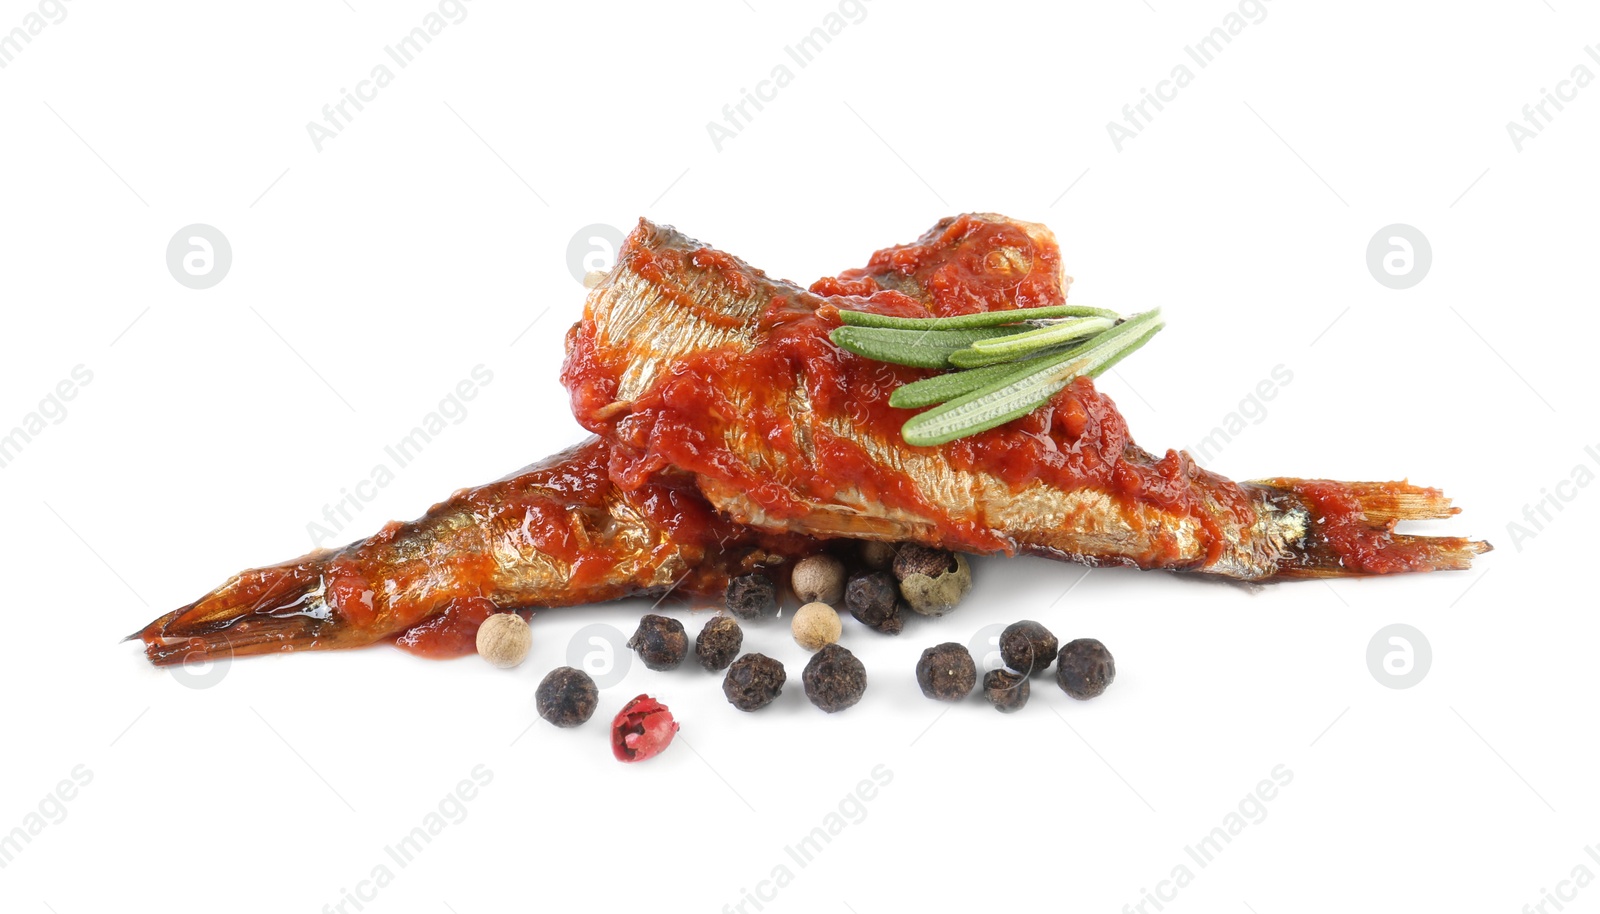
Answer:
475 612 531 669
1057 638 1116 700
845 571 904 635
695 615 743 672
535 666 599 728
627 614 688 671
916 642 977 701
894 549 972 617
722 653 786 711
982 669 1029 713
791 553 846 605
802 643 867 713
792 601 842 652
892 545 956 580
859 540 897 571
1000 620 1059 675
611 694 678 762
725 572 779 620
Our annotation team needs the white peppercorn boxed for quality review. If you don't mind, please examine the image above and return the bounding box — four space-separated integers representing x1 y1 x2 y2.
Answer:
791 601 842 652
475 613 531 668
791 554 846 605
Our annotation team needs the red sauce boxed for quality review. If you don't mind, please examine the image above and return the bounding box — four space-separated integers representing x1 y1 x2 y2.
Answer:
562 216 1472 579
563 216 1258 568
627 244 753 330
395 597 507 659
324 435 813 660
1275 479 1450 575
320 571 373 627
810 214 1068 314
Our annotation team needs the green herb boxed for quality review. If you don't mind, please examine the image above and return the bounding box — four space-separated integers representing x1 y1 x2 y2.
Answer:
889 349 1070 409
828 326 1015 369
829 302 1167 445
948 316 1117 368
899 353 1090 447
835 303 1118 330
899 310 1164 447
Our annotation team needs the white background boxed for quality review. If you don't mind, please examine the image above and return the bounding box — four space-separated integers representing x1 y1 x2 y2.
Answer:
2 1 1597 912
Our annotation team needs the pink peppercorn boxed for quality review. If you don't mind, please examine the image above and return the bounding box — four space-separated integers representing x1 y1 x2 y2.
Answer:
611 694 679 763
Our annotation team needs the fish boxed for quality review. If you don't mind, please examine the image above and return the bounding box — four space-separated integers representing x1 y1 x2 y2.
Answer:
135 212 1487 666
133 438 806 665
563 214 1489 581
136 217 1063 665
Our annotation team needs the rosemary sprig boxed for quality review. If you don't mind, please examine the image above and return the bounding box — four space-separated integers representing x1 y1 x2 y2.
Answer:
829 300 1166 445
835 303 1118 330
899 309 1164 447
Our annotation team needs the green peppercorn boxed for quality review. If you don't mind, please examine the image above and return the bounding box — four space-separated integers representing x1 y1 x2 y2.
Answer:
894 548 972 617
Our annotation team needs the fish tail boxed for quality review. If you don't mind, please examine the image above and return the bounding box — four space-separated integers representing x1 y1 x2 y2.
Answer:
1259 478 1491 580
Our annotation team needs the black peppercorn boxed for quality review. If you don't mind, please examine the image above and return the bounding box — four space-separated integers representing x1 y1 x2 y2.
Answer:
916 642 977 701
725 573 779 620
695 615 743 672
535 666 599 728
982 669 1029 713
1057 638 1115 700
845 571 904 635
1000 620 1059 675
802 643 867 713
627 614 688 671
722 653 787 711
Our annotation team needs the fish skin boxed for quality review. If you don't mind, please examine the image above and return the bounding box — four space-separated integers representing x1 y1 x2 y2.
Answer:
134 438 803 664
565 217 1487 581
138 217 1070 666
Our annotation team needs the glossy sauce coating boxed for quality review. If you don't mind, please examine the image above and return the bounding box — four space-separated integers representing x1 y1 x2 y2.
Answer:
566 215 1257 570
138 437 814 664
564 215 1484 579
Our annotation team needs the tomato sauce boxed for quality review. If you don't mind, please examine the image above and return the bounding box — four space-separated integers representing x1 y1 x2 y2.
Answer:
395 596 507 659
811 214 1070 314
341 438 799 659
1272 478 1455 575
562 216 1265 570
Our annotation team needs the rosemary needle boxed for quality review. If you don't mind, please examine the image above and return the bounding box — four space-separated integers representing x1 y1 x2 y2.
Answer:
948 316 1117 368
835 303 1118 330
888 348 1071 408
829 325 1016 369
